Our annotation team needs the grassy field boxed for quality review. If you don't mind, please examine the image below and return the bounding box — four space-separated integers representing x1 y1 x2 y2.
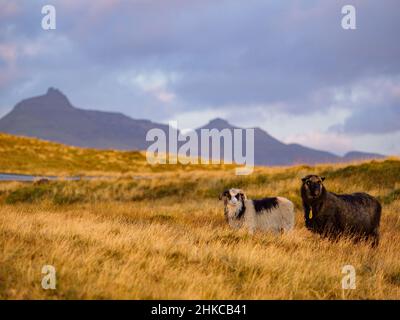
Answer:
0 133 232 176
0 133 399 299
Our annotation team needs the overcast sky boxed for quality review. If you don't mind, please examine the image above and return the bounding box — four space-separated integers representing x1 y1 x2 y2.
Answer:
0 0 399 155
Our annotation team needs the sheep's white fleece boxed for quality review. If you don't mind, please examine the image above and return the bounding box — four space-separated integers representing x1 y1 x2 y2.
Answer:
228 197 295 234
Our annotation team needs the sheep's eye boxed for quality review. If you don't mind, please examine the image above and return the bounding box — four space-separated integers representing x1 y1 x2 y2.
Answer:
235 194 240 199
307 181 311 185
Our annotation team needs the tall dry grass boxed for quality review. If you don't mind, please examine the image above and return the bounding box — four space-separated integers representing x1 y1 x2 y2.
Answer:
0 133 399 299
1 163 399 299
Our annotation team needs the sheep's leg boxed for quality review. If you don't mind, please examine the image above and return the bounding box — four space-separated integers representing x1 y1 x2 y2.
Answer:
246 213 256 235
351 234 362 245
370 229 380 248
321 221 338 241
248 226 255 235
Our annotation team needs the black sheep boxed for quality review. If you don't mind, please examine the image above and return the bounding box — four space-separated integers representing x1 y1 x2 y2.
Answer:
301 175 381 247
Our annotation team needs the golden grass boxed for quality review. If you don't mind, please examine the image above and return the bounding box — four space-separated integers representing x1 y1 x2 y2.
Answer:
0 134 399 299
1 170 399 299
1 197 399 299
0 133 233 175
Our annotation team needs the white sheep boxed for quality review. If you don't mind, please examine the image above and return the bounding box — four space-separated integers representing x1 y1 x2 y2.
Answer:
219 188 295 234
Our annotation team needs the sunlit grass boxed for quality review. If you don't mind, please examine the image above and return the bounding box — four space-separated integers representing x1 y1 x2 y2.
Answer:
0 134 399 299
0 133 234 175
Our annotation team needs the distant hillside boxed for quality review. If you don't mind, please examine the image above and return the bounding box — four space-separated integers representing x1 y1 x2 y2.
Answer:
342 151 384 162
0 133 233 175
0 88 384 166
196 118 384 166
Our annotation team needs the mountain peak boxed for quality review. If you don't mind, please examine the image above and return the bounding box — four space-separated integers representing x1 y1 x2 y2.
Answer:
208 117 230 125
202 118 236 129
23 87 72 110
45 87 70 103
46 87 62 96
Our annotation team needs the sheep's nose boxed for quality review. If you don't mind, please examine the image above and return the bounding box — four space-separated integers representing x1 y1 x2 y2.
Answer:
312 189 320 196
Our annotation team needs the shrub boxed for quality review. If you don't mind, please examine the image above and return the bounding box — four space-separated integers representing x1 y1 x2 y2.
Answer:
5 184 52 204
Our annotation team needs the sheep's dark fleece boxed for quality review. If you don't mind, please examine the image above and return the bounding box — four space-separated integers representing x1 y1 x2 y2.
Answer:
301 175 381 246
252 197 279 213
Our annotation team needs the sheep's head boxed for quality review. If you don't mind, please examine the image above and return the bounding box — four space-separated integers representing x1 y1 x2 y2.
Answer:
219 188 247 221
301 175 325 201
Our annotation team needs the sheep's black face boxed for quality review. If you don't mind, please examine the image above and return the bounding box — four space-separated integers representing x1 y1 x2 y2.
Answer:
301 175 325 200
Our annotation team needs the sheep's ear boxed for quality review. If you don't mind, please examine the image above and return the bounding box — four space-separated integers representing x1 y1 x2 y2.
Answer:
301 177 308 183
321 176 326 182
219 190 229 200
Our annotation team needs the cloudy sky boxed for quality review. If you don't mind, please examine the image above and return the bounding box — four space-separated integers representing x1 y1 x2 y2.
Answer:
0 0 399 155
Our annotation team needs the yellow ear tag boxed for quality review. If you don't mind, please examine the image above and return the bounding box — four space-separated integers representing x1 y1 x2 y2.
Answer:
309 209 313 219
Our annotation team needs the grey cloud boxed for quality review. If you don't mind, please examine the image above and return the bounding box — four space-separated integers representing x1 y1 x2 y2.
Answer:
1 0 400 129
332 104 400 135
85 0 400 114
